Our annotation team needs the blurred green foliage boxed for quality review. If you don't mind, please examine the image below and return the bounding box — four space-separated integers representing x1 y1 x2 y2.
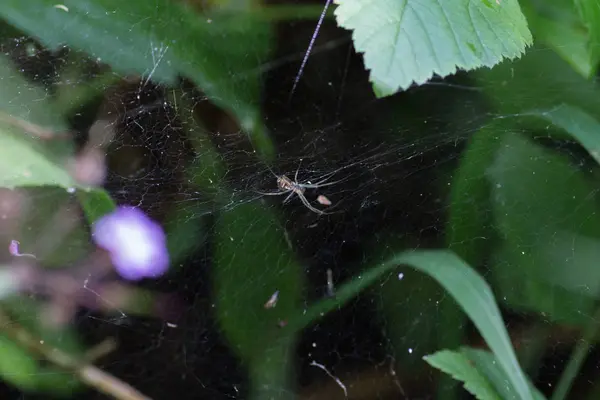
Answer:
1 0 600 400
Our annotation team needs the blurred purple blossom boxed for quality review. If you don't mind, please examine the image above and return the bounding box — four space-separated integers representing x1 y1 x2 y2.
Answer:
92 206 169 281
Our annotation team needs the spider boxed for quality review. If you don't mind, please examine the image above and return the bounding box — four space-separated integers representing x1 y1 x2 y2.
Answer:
258 162 342 215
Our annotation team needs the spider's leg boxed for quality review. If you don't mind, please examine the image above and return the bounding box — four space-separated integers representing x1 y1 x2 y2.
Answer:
301 171 336 186
294 159 304 183
256 190 289 196
263 163 280 181
282 192 295 204
297 192 327 215
298 177 346 189
300 169 349 188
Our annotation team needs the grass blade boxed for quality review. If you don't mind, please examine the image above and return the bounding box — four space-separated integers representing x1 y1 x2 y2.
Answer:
287 250 534 400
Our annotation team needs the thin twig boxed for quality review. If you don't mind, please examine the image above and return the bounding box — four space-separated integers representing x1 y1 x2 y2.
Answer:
310 360 347 398
0 111 68 140
0 307 151 400
85 337 118 363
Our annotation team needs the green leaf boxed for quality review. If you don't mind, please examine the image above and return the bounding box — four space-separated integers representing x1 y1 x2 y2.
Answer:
462 348 547 400
0 125 76 189
163 90 224 266
2 296 84 356
288 250 534 400
377 262 447 371
334 0 532 96
443 124 507 399
474 42 600 116
54 64 121 118
0 54 79 189
447 123 503 265
16 187 92 267
0 53 67 132
214 202 303 398
0 0 273 149
0 335 40 391
520 0 592 78
165 203 208 266
0 332 80 395
490 243 595 326
77 189 116 224
528 104 600 166
487 133 600 297
575 0 600 74
424 349 501 400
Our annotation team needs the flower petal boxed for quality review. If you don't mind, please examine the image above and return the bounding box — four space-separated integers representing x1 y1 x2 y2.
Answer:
92 206 169 280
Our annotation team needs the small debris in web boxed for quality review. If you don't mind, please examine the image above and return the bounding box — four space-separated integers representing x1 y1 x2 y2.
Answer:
166 322 178 328
317 195 332 206
398 272 404 280
326 269 335 297
264 290 280 309
53 4 69 12
277 320 288 328
309 360 348 398
8 240 36 258
388 357 406 396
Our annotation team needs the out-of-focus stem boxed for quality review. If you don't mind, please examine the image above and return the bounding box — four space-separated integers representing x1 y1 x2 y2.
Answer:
0 111 66 139
84 337 118 362
0 307 151 400
551 305 600 400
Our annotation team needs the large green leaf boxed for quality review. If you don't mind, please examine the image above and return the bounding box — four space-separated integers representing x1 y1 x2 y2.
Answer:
0 54 79 189
528 104 600 166
447 123 504 266
0 0 272 147
575 0 600 74
334 0 532 97
490 243 595 326
474 43 600 116
520 0 592 78
443 123 512 400
446 121 599 325
487 133 600 297
214 202 303 398
0 335 42 392
287 250 534 400
424 349 502 400
462 348 547 400
16 188 91 267
0 54 67 133
377 259 447 371
0 124 76 189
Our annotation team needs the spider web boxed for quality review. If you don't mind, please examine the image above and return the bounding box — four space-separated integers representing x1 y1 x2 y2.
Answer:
0 14 596 400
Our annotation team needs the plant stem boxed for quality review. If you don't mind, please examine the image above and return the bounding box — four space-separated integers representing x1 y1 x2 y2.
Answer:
0 307 151 400
551 305 600 400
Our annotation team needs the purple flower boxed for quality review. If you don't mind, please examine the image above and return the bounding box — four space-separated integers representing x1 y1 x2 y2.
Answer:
92 206 169 281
